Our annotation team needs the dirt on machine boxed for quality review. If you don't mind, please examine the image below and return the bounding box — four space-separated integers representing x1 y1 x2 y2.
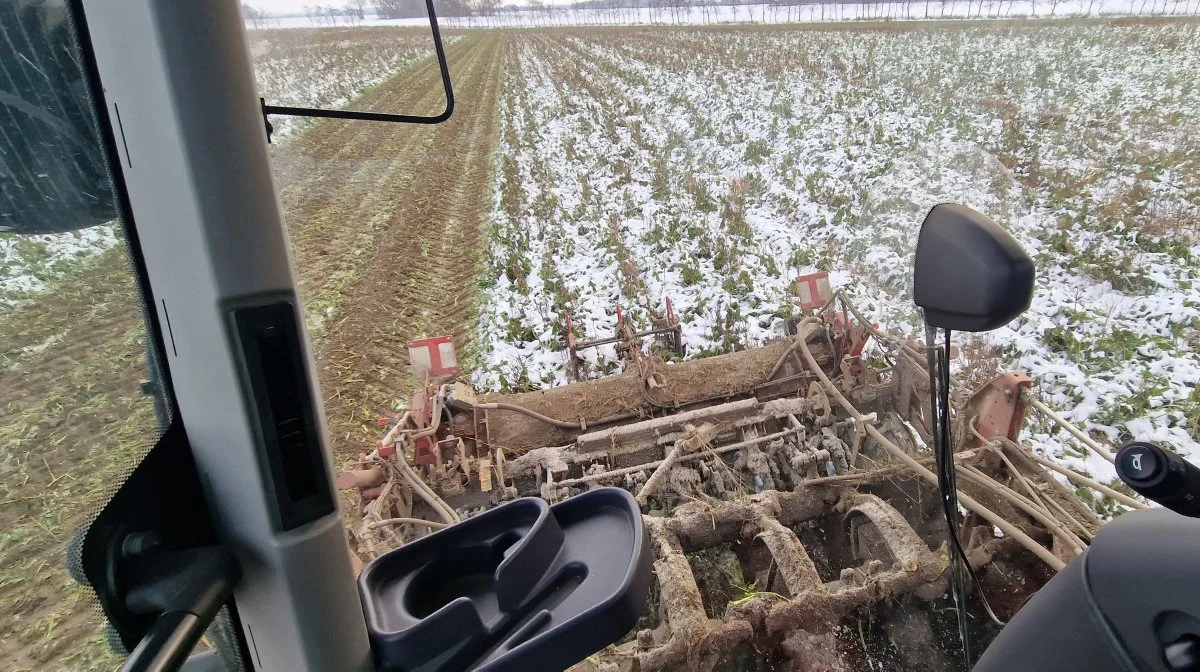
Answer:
337 275 1130 671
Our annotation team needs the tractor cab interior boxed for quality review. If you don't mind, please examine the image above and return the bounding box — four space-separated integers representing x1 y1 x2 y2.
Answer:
3 1 1200 671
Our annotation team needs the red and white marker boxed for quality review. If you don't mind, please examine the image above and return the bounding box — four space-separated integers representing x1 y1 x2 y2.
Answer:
795 272 833 311
407 335 459 381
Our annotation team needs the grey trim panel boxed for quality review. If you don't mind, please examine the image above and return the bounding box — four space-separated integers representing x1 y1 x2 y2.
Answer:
80 1 372 669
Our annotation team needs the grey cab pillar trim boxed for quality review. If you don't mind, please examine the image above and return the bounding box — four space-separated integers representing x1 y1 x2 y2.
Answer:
80 1 372 669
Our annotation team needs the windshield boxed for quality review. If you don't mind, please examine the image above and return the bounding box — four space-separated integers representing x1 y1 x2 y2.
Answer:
251 12 1197 668
2 0 1197 668
1 2 172 669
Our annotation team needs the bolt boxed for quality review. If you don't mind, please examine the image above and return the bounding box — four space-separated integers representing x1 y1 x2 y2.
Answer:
120 531 161 559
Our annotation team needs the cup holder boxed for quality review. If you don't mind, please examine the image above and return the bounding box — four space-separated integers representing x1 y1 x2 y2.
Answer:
404 535 518 619
358 488 651 672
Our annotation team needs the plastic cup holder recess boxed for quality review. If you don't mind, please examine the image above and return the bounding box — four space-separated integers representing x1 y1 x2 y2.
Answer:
402 527 528 620
358 487 651 672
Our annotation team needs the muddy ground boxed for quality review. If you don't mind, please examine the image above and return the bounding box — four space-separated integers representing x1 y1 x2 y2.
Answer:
0 34 506 670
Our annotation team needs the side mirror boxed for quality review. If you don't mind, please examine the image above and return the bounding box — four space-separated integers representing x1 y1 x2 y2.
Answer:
913 204 1034 332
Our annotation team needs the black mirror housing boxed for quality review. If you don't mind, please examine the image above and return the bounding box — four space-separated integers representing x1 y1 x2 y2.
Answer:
913 204 1034 332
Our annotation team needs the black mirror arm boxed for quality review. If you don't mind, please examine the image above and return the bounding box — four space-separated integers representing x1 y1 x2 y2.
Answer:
122 547 240 672
259 0 455 143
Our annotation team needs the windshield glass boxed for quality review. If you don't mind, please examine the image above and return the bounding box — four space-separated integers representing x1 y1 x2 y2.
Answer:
3 1 1196 669
0 2 172 669
251 11 1198 665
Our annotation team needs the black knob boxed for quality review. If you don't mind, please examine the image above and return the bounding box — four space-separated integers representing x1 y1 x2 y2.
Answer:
1116 442 1200 519
1119 442 1166 483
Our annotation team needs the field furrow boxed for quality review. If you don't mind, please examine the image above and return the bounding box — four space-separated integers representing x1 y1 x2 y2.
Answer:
273 35 490 337
310 34 506 454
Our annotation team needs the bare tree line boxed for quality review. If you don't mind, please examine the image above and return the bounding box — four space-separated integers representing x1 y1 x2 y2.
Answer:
243 1 366 28
245 0 1199 30
303 3 367 25
439 0 1200 26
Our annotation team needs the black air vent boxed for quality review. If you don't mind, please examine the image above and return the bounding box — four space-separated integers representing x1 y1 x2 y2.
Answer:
233 301 333 530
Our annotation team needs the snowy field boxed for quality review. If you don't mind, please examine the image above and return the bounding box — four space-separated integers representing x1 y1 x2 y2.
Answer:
248 26 453 140
264 0 1197 29
471 23 1200 487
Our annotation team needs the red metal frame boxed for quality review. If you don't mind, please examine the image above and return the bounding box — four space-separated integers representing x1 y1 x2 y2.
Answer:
966 372 1034 446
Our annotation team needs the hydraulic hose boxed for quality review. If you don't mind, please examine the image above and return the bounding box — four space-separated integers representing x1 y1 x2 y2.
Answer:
793 322 1065 571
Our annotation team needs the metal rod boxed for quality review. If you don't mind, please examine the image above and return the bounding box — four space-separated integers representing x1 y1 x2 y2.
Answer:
972 422 1095 541
755 370 815 390
1022 447 1146 510
794 325 1066 571
633 327 679 338
556 428 797 488
578 327 678 350
368 517 448 530
476 402 637 431
838 291 928 370
122 612 205 672
767 317 821 381
575 336 622 348
636 440 686 504
1024 392 1116 464
957 464 1086 556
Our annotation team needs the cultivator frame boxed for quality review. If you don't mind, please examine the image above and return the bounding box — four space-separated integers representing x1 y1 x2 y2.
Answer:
627 487 950 671
339 289 1144 667
564 298 685 381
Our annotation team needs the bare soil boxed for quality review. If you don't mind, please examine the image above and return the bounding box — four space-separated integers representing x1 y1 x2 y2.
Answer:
289 35 507 456
0 246 154 670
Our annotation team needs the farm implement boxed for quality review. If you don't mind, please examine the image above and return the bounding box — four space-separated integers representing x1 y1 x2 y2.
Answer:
339 287 1136 670
562 298 685 382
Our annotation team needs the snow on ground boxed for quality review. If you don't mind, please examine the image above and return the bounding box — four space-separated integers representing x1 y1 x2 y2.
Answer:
247 26 453 140
263 0 1196 29
472 23 1200 488
0 226 120 310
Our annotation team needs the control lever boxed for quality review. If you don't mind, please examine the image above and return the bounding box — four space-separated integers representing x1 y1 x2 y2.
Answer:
1116 441 1200 518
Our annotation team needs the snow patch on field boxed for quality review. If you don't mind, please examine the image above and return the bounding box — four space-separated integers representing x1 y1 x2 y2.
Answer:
473 24 1200 486
0 225 120 310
